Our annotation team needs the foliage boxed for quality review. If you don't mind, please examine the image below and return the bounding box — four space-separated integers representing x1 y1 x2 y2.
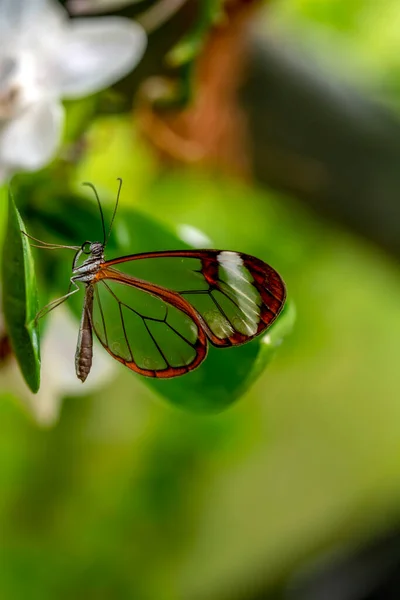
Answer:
269 0 400 98
2 1 400 600
2 191 40 392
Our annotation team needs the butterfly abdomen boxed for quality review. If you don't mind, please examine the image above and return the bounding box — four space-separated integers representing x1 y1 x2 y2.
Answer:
75 285 94 382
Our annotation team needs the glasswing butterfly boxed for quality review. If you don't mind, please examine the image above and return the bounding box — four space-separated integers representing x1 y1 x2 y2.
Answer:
28 181 286 382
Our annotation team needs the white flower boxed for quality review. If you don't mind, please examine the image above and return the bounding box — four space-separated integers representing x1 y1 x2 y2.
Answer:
67 0 142 16
0 307 115 426
0 0 147 181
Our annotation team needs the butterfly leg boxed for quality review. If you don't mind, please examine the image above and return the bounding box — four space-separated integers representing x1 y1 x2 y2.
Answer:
21 230 80 251
35 279 81 323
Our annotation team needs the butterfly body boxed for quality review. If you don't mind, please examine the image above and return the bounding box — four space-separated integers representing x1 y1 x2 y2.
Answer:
75 284 94 382
71 241 105 381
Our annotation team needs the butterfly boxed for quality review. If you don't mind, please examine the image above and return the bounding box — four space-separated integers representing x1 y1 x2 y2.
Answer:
29 181 286 382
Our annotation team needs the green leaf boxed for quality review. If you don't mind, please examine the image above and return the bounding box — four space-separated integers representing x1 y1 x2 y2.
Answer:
2 190 40 393
29 191 291 410
150 300 295 412
0 185 8 245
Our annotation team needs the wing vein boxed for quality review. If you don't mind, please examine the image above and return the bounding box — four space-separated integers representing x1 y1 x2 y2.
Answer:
210 291 235 331
143 319 171 369
119 303 134 363
165 321 197 349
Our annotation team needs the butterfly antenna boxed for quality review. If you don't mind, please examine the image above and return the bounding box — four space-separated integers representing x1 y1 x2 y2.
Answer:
105 177 122 246
82 182 106 246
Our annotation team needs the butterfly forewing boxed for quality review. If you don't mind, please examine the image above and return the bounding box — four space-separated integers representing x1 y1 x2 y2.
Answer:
92 250 285 373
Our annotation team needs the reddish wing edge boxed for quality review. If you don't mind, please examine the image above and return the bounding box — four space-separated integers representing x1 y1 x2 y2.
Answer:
92 250 286 378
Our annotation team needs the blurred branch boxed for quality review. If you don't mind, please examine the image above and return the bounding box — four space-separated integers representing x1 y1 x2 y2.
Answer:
240 36 400 259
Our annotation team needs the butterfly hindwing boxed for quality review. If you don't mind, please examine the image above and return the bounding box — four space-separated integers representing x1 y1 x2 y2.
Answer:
90 273 208 378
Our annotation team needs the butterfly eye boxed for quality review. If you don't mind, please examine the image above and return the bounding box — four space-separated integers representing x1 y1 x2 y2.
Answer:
81 241 92 255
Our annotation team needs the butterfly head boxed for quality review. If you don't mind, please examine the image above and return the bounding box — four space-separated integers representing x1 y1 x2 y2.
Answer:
72 241 105 281
81 241 104 259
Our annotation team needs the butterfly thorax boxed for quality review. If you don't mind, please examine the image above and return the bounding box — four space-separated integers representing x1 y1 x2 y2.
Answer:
72 241 105 284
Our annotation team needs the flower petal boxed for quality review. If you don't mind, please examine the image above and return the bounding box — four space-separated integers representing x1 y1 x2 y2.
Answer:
2 307 116 427
0 100 64 172
0 0 60 33
56 18 147 98
67 0 143 16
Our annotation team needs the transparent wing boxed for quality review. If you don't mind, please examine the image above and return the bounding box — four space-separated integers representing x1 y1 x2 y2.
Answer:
91 276 208 378
97 249 286 348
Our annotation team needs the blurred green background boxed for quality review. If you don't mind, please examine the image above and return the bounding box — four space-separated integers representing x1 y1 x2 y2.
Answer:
2 1 400 599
